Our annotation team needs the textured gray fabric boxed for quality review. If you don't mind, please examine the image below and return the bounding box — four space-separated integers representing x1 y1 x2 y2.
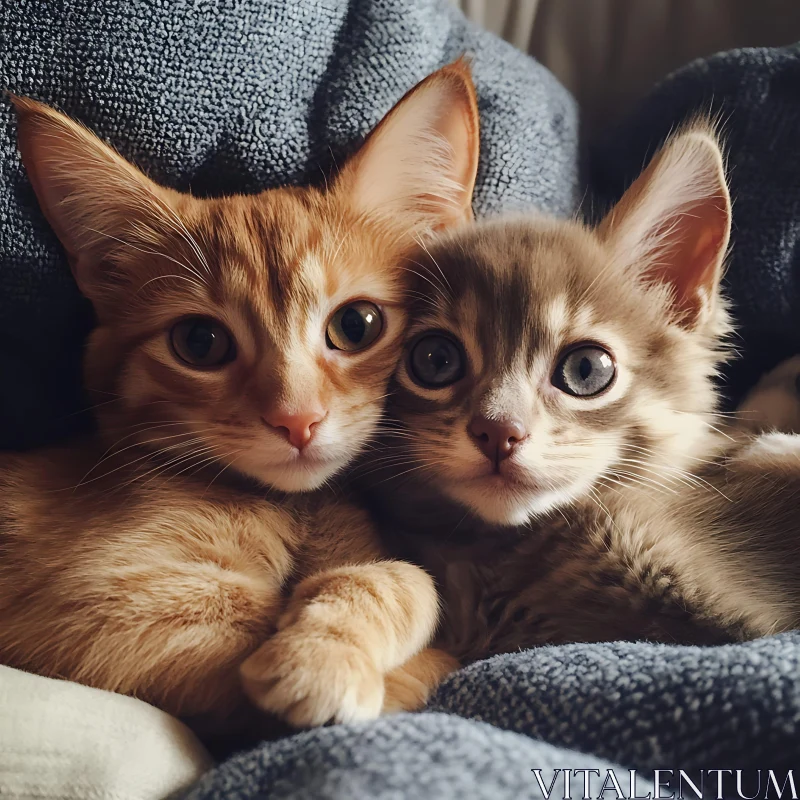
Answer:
430 634 800 771
190 634 800 799
185 713 620 800
0 0 578 449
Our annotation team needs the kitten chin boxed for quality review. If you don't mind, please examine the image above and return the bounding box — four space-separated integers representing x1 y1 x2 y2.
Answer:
240 448 359 493
442 473 595 527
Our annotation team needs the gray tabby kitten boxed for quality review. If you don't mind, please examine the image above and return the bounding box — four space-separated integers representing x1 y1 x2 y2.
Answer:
361 125 800 666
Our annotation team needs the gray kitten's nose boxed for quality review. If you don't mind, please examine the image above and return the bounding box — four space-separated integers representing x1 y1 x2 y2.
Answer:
468 416 527 465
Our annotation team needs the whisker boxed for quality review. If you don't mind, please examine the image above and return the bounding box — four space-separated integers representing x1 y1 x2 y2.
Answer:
136 273 206 295
607 469 678 495
117 444 222 492
90 428 205 471
412 235 453 299
400 263 450 300
614 456 731 501
668 409 736 441
366 459 450 488
75 434 212 489
85 227 209 288
203 451 246 495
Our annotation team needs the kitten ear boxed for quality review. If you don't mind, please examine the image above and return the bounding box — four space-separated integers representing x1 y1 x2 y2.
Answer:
12 96 179 301
335 58 480 236
598 126 731 329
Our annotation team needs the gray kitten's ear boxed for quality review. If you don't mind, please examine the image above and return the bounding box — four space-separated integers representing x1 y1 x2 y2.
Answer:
335 57 480 236
598 125 731 329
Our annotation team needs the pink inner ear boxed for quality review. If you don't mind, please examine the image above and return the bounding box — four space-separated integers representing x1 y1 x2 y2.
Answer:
337 60 479 236
601 128 731 329
424 84 479 229
649 197 729 321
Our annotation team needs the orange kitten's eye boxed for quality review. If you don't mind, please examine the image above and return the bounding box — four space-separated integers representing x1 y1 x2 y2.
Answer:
170 317 235 368
553 344 615 397
326 301 383 352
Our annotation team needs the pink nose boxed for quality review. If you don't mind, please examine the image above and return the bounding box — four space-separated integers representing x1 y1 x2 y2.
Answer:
262 409 326 450
468 416 527 464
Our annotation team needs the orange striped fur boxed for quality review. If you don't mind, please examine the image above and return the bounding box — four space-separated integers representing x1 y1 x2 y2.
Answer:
0 62 477 732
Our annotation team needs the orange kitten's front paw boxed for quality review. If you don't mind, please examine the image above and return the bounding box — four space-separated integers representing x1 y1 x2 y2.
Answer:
240 630 384 728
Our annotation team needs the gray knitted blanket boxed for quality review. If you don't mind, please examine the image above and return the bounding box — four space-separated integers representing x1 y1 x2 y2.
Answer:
3 2 800 799
187 635 800 799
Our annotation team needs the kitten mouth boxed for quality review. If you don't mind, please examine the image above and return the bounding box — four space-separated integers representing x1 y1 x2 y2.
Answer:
478 460 531 486
465 468 536 496
482 472 532 490
284 449 341 469
252 451 348 493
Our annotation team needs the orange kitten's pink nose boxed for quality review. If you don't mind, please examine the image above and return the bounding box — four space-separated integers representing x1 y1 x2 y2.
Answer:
468 416 527 465
262 410 326 451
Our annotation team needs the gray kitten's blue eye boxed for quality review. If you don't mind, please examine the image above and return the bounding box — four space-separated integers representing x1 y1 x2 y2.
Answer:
408 334 465 388
553 345 615 397
170 317 235 368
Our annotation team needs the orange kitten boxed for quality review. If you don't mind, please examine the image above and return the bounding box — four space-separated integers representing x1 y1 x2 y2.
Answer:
0 62 478 733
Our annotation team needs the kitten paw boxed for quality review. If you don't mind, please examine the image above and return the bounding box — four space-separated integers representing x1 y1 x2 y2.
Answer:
382 648 460 713
240 629 384 728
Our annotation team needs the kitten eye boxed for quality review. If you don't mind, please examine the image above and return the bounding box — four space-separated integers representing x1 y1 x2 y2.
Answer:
326 301 383 352
170 317 235 368
408 333 465 388
553 344 615 397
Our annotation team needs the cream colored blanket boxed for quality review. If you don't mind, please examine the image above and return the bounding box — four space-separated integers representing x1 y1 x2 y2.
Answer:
0 666 211 800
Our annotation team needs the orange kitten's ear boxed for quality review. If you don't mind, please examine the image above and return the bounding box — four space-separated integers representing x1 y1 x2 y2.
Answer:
12 97 179 301
335 58 480 236
598 125 731 329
